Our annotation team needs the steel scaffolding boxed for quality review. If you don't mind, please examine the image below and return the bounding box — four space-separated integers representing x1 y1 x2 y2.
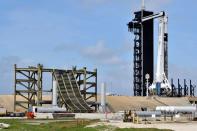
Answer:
14 64 53 111
14 64 97 112
170 79 195 97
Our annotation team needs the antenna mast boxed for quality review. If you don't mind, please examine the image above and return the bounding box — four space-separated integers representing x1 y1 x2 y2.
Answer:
141 0 145 10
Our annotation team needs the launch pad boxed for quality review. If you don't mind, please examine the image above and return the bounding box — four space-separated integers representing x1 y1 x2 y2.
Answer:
128 8 195 97
0 2 196 130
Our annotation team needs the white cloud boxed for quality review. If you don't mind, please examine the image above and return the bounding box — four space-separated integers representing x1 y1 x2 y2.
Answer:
55 41 129 66
81 41 126 65
53 41 133 95
80 41 133 95
82 41 108 57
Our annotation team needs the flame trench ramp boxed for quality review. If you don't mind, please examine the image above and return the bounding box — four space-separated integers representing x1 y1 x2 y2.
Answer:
54 70 93 113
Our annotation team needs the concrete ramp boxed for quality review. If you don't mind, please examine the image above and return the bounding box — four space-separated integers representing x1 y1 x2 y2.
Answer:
54 70 92 113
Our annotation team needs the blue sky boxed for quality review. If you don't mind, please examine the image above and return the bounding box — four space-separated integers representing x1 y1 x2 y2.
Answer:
0 0 197 95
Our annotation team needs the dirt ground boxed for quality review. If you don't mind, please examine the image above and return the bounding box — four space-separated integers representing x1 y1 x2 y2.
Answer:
87 121 197 131
0 95 192 112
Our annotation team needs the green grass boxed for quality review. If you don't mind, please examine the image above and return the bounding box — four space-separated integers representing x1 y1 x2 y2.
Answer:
0 119 172 131
0 119 94 131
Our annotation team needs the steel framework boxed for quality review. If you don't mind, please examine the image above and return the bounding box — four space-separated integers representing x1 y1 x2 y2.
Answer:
75 67 97 102
170 79 195 97
14 64 97 112
128 10 154 96
14 64 53 111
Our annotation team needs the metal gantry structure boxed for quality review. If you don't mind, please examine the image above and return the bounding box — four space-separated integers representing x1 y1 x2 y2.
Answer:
128 8 194 97
14 64 97 112
14 64 52 111
171 79 195 97
128 10 154 96
74 67 97 103
139 11 171 95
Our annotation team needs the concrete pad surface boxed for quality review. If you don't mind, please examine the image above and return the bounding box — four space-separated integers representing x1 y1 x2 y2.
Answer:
87 121 197 131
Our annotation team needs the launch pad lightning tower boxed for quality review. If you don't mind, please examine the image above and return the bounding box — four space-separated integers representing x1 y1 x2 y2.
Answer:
128 9 154 96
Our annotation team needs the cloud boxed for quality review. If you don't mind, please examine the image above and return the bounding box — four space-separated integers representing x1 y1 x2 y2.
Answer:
54 41 130 66
79 41 132 95
53 41 133 95
81 41 124 65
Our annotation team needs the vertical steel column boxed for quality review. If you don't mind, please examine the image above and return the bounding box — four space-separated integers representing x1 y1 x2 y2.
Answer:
190 80 195 96
83 67 87 99
178 79 184 97
184 79 188 96
178 79 181 97
14 64 17 112
171 79 174 97
37 64 43 106
190 80 192 96
28 70 30 108
33 72 36 104
95 69 97 102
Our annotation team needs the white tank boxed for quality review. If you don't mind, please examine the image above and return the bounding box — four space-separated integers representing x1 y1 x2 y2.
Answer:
169 106 174 112
173 106 196 113
135 111 161 117
52 80 57 107
101 82 106 113
32 106 67 113
156 106 196 113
